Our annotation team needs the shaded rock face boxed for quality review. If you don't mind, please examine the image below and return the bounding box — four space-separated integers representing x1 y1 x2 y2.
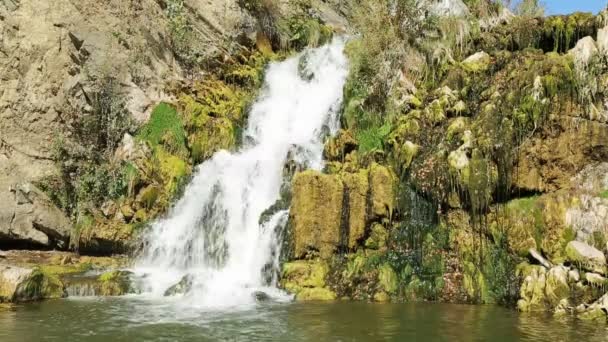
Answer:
288 164 395 259
0 183 71 249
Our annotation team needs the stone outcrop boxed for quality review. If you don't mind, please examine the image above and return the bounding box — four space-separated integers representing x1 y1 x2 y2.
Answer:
288 164 395 259
0 183 71 249
0 0 257 252
289 171 344 259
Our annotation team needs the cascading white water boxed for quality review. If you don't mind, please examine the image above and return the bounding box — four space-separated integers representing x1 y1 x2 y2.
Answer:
134 39 348 308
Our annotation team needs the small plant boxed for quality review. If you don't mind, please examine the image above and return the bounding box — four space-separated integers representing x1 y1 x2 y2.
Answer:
137 103 188 157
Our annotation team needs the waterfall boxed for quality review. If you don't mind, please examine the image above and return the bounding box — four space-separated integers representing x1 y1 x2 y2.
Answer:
134 39 348 308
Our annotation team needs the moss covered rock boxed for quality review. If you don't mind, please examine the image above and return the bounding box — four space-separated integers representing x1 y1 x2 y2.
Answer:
369 163 395 220
281 260 336 301
96 270 135 296
0 265 65 303
565 241 607 275
289 171 344 258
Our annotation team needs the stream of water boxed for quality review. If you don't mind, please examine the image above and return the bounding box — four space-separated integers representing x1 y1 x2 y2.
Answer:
134 39 348 307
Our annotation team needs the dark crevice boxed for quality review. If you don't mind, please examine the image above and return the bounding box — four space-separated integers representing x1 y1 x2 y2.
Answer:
338 184 350 254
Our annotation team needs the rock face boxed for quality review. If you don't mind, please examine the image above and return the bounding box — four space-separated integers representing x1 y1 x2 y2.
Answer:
0 183 71 248
288 165 395 259
0 0 255 251
290 171 344 259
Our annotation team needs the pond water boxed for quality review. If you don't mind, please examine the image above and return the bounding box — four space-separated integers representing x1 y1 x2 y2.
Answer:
0 299 606 342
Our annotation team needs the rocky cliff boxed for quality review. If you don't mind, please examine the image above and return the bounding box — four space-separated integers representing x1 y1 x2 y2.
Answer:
279 0 608 322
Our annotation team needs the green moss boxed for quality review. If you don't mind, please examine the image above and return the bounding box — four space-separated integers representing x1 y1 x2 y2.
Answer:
600 190 608 199
137 103 188 157
378 264 398 294
295 287 336 301
97 271 133 296
189 118 235 164
155 147 189 196
16 268 65 302
282 260 329 291
356 123 392 154
282 18 333 50
138 185 160 210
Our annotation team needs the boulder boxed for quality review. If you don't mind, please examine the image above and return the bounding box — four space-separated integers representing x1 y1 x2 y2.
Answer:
569 36 598 70
429 0 470 17
579 293 608 320
565 241 606 275
0 265 64 303
164 274 194 296
96 270 135 296
281 260 336 301
0 183 71 249
462 52 491 72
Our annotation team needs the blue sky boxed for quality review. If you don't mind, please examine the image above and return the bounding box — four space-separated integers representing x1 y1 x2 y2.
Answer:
544 0 607 14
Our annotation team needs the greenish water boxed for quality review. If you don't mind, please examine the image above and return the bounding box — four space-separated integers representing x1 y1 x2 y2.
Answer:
0 299 606 342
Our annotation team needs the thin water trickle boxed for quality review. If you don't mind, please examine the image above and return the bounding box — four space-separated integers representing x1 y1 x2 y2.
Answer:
133 39 349 308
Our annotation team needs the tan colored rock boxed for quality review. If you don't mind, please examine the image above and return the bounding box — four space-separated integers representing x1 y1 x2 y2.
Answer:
290 171 344 258
369 163 395 220
342 170 368 249
0 183 71 248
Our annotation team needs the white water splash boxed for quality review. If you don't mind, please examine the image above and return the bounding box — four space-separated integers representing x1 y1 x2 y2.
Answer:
134 39 348 308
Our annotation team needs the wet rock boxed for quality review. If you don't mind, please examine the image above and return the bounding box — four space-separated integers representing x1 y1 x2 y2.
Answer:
0 265 65 303
584 272 607 287
568 268 580 283
365 223 389 250
517 265 547 312
342 171 369 249
164 274 194 296
579 293 608 320
565 241 606 275
294 287 336 301
96 270 135 296
324 130 358 162
253 291 270 302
